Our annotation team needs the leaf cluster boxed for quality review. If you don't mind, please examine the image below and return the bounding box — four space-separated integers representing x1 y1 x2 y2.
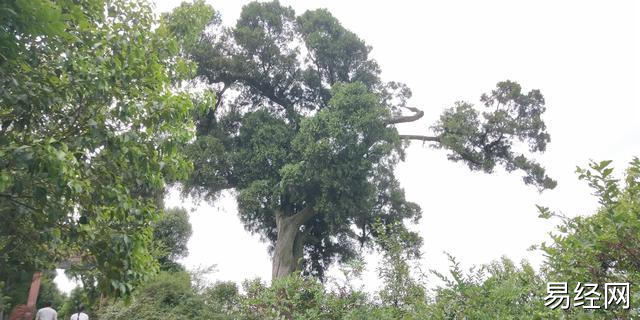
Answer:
1 0 196 297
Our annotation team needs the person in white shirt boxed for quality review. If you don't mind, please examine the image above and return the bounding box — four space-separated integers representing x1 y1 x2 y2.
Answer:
69 305 89 320
35 302 57 320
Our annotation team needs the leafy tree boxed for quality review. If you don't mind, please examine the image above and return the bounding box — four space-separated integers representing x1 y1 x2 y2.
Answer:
169 0 556 280
538 158 640 319
152 207 193 271
160 0 218 57
1 0 198 297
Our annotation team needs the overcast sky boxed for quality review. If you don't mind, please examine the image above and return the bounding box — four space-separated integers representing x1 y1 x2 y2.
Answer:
56 0 639 293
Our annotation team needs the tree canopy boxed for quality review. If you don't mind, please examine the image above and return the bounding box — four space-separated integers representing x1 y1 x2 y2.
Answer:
170 0 556 280
1 0 198 296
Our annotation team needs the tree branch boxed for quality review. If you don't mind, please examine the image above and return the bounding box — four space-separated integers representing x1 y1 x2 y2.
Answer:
387 106 425 124
214 82 230 111
0 193 41 213
399 135 440 143
291 207 315 226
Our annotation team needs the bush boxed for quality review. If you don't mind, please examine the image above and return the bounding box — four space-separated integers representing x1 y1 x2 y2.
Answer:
98 272 213 320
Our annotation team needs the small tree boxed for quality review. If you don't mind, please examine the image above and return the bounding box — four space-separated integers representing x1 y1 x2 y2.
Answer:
375 221 426 315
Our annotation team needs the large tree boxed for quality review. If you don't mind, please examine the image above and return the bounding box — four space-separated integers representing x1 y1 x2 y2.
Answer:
0 0 200 297
174 0 556 280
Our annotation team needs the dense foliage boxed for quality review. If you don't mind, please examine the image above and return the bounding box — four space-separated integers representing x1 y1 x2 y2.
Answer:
0 0 200 299
152 207 193 271
89 159 638 320
2 1 634 319
99 272 214 320
537 158 640 318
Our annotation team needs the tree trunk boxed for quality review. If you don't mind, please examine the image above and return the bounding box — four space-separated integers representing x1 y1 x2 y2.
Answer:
271 208 314 280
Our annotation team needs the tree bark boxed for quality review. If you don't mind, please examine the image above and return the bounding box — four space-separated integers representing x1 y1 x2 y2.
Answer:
271 208 314 280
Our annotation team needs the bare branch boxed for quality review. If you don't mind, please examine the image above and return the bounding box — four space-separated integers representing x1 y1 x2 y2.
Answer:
214 82 230 111
387 106 425 124
399 135 440 143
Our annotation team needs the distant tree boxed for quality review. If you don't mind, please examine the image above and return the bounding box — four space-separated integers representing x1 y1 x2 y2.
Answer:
1 0 198 297
59 287 91 320
152 207 193 271
168 0 556 280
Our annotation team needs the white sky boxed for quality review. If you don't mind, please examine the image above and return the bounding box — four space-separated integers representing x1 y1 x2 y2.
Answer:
56 0 640 294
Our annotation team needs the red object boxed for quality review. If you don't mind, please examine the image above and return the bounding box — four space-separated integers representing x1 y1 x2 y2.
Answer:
9 305 35 320
26 272 42 308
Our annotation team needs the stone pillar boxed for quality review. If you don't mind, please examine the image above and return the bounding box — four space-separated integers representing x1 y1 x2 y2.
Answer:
26 272 42 308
